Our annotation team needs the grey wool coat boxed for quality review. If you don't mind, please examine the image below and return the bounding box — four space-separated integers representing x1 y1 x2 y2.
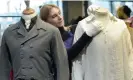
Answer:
0 17 69 80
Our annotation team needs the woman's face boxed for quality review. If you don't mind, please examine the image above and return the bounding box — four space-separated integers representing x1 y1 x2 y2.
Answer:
47 7 64 27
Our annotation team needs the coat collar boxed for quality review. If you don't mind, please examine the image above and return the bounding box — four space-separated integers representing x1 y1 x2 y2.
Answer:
35 16 47 30
17 21 27 37
12 16 47 32
11 16 48 44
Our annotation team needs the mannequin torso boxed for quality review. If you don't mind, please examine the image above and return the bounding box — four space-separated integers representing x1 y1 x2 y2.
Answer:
72 5 132 80
22 9 37 30
21 0 37 30
89 7 111 29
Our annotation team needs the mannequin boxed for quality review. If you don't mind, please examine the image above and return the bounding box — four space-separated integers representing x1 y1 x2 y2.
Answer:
21 0 37 30
84 6 117 33
0 0 69 80
9 1 37 80
72 5 133 80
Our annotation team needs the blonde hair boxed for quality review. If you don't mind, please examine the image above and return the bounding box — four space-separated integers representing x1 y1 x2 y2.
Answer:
40 4 60 21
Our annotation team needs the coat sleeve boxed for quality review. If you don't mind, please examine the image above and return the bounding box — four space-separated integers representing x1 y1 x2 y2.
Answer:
0 32 11 80
51 28 69 80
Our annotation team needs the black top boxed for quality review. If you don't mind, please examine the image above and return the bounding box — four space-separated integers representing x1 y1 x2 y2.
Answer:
58 27 72 41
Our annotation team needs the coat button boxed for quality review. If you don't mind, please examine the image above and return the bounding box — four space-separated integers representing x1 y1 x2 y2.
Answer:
20 44 24 48
22 67 26 69
30 76 35 80
20 55 24 59
20 53 24 59
22 75 26 79
29 66 33 69
29 55 34 59
29 44 33 48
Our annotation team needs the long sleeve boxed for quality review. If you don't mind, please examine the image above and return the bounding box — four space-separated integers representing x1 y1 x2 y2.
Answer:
0 33 11 80
51 28 69 80
67 32 93 61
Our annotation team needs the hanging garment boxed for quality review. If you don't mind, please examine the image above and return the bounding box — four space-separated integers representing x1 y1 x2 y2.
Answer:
0 16 69 80
72 14 133 80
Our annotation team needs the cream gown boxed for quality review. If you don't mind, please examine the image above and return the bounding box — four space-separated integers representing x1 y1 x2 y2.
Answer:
72 5 133 80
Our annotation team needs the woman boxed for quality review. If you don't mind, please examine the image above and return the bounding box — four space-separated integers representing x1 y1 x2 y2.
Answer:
117 5 133 46
40 4 102 72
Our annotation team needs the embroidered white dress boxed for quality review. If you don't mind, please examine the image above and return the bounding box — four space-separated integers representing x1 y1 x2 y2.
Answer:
72 10 133 80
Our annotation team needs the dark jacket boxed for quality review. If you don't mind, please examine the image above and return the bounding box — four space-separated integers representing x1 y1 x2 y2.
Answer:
0 17 69 80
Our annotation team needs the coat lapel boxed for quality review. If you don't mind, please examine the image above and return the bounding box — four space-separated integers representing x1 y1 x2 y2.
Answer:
20 17 40 44
21 24 39 44
18 16 46 45
17 21 27 37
